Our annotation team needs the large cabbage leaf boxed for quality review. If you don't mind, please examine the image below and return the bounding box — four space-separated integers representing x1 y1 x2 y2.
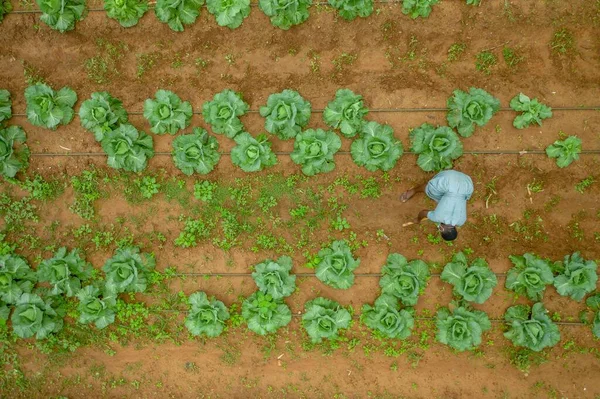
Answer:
545 136 581 168
76 285 117 329
259 90 311 139
361 294 414 339
11 293 64 339
79 92 129 141
509 93 553 129
505 253 554 301
0 125 29 179
143 89 192 135
155 0 204 31
102 246 156 294
251 256 296 299
504 302 560 352
258 0 311 29
242 291 291 335
202 89 249 138
328 0 372 20
206 0 250 28
440 251 497 304
0 89 11 122
172 127 221 175
25 84 77 130
0 254 37 304
104 0 148 27
379 253 430 306
323 88 368 138
290 128 341 176
37 247 92 297
586 293 600 339
436 305 491 351
315 240 360 289
553 252 597 301
302 297 351 343
101 124 154 172
231 132 277 172
446 88 500 138
409 123 463 172
36 0 87 32
351 121 403 172
185 291 230 337
402 0 439 19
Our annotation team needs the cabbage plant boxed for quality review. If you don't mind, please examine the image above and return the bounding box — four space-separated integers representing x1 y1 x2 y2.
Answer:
379 253 430 306
466 0 480 4
79 92 129 141
207 0 250 28
553 252 597 301
0 0 12 24
351 121 403 172
323 89 368 138
0 89 11 122
409 123 463 172
155 0 204 31
505 253 554 301
0 254 36 304
104 0 148 27
260 90 311 139
402 0 438 19
251 256 296 300
11 293 64 339
440 252 497 304
101 124 154 172
509 93 553 129
185 291 230 337
545 136 581 168
258 0 311 29
37 247 92 297
446 88 500 138
36 0 87 32
315 240 360 289
504 303 560 352
231 132 277 172
361 294 414 339
436 305 491 351
76 285 117 329
291 129 341 176
586 294 600 338
202 89 249 138
328 0 372 20
25 84 77 130
143 90 192 135
172 128 221 175
302 297 351 343
0 125 29 179
242 291 291 335
103 246 156 294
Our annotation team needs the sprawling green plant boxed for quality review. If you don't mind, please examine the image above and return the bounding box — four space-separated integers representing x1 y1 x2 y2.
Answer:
104 0 148 27
37 247 92 297
505 253 554 301
402 0 439 19
143 89 192 135
242 291 291 335
0 300 9 324
252 256 296 299
302 297 351 343
504 303 560 352
172 128 221 175
509 93 553 129
155 0 204 31
586 293 600 339
0 89 11 122
361 294 414 339
351 121 403 172
11 293 64 339
25 84 77 130
436 305 491 351
103 247 156 294
328 0 372 21
315 240 360 289
0 254 36 304
466 0 480 4
441 252 497 304
323 89 368 138
101 124 154 172
0 0 12 24
259 90 311 139
258 0 311 29
553 252 597 301
79 92 129 141
206 0 250 28
291 129 341 176
185 291 230 337
36 0 86 32
409 123 463 172
76 285 117 329
202 89 249 138
380 253 430 306
0 125 29 179
446 88 500 138
545 136 581 168
231 132 277 172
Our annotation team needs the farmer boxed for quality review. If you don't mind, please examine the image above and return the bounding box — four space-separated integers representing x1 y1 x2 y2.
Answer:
399 170 474 241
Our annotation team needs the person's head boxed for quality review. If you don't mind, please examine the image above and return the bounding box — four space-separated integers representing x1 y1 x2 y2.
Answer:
439 224 458 241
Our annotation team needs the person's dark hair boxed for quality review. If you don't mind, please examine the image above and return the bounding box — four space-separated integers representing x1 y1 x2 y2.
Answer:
440 225 458 241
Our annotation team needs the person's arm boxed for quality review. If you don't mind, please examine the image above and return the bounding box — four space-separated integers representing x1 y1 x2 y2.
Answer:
414 209 430 224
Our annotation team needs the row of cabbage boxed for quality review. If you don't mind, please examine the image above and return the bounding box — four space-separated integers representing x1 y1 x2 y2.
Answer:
0 86 580 179
1 243 598 352
0 0 479 33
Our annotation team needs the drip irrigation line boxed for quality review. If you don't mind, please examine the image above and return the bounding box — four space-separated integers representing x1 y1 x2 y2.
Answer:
173 272 508 278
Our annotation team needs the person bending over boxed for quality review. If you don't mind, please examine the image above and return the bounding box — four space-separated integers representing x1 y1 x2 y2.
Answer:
399 170 474 241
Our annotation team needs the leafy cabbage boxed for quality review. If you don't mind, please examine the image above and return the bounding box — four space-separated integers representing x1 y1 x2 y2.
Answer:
25 84 77 130
12 293 64 339
0 254 36 304
36 0 87 32
586 293 600 339
102 246 156 294
202 89 249 138
143 89 192 135
402 0 439 19
436 305 491 351
79 92 129 141
251 256 296 300
155 0 204 31
231 132 277 172
505 253 554 301
351 121 403 172
447 88 500 138
104 0 148 27
259 89 311 139
0 125 29 179
553 252 597 301
101 124 154 172
315 240 360 289
379 253 430 306
545 136 581 168
323 89 368 138
290 128 341 176
37 247 92 297
258 0 311 29
440 252 497 304
172 127 221 175
207 0 250 28
510 93 553 129
328 0 372 21
242 291 291 335
302 297 351 343
361 294 414 339
504 303 560 352
466 0 480 4
76 285 117 329
0 89 11 122
409 123 463 172
185 291 230 337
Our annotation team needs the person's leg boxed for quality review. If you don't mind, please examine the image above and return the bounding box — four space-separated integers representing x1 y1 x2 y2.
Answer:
399 183 427 202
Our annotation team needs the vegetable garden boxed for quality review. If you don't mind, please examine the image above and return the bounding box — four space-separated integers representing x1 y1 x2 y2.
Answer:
0 0 600 397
